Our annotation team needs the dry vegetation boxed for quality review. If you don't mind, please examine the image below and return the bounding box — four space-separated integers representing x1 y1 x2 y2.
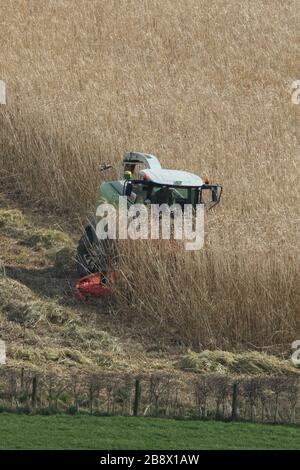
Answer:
1 195 297 380
0 195 184 375
0 0 299 351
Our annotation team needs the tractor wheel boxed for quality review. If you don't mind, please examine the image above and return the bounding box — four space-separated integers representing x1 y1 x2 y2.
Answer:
76 223 101 278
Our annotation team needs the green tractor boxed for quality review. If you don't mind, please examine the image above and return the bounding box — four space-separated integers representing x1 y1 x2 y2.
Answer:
76 152 222 278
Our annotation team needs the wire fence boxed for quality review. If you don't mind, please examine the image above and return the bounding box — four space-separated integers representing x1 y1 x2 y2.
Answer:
0 366 299 425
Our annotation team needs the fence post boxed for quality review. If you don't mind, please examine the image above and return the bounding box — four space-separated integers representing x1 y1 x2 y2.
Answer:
31 376 38 410
133 379 141 417
231 382 238 421
89 384 94 415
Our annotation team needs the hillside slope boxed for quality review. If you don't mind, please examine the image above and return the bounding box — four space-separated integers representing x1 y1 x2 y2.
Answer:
0 192 181 375
0 192 298 380
0 0 299 350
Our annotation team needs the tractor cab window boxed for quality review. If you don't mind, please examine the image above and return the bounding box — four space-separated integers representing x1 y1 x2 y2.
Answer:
172 187 198 208
148 185 198 208
128 182 148 204
128 183 199 209
150 186 175 205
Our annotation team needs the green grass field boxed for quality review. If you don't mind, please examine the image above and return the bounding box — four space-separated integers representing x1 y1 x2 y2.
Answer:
0 414 299 450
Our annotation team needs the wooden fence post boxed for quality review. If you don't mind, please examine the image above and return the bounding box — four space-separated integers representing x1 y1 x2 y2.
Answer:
231 382 238 421
89 384 94 415
133 379 141 417
31 376 38 410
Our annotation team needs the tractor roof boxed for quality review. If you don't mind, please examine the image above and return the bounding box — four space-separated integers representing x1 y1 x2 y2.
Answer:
139 169 203 187
121 152 203 187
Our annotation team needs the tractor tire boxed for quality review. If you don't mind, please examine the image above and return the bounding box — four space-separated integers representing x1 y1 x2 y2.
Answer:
76 222 101 278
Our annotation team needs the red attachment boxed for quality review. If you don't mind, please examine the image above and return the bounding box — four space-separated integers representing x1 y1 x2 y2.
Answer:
74 272 116 300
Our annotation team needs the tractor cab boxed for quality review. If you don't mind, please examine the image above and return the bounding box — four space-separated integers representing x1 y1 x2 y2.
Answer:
124 171 201 209
120 152 222 211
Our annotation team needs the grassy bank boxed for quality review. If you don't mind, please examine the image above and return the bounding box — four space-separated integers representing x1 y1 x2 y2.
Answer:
0 414 299 450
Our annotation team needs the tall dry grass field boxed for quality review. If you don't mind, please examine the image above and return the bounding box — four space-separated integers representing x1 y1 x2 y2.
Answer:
0 0 299 351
